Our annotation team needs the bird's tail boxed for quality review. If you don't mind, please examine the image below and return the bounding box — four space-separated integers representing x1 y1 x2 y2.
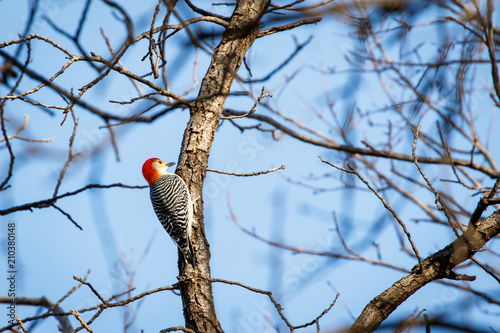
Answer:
181 244 195 266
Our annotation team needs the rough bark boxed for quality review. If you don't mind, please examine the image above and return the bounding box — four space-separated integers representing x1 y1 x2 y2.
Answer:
175 1 268 332
350 209 500 332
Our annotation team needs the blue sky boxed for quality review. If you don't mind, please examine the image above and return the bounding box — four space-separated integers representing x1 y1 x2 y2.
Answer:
1 1 500 332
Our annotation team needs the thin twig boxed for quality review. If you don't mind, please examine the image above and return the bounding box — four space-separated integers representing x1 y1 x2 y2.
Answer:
71 310 94 333
133 16 229 44
51 204 83 230
15 317 28 333
332 212 359 257
293 294 339 329
207 165 284 177
73 276 107 304
184 0 229 21
109 92 161 105
0 38 32 191
212 277 337 332
319 156 424 272
239 37 312 83
0 115 53 143
159 326 196 333
258 18 322 38
412 126 462 236
105 118 120 161
53 108 79 198
53 270 91 312
470 256 500 284
220 86 272 119
149 0 162 79
227 193 408 272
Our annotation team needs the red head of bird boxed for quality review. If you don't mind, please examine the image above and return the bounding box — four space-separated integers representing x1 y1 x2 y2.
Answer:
142 158 176 185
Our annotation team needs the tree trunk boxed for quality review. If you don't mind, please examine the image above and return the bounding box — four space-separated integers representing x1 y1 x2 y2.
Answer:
175 1 268 332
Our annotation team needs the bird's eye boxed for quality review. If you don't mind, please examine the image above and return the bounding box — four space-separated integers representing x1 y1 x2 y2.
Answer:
158 160 163 164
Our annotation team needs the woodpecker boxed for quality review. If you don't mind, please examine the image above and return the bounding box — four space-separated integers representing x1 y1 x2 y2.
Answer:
142 158 193 264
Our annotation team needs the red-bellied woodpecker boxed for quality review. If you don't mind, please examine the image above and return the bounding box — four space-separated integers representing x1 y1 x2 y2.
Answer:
142 158 193 264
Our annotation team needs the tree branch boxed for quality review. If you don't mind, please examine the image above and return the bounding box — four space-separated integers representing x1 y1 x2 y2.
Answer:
258 17 322 37
321 158 424 272
350 209 500 332
207 165 284 176
0 296 73 333
211 278 338 331
224 110 499 178
0 183 146 216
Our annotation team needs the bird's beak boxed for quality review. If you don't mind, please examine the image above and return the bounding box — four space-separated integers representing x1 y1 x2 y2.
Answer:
166 162 176 168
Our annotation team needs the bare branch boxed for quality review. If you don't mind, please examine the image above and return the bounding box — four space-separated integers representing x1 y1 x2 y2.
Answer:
412 126 462 236
207 165 284 177
0 38 33 191
212 278 338 331
73 275 107 304
83 54 190 106
221 86 272 119
469 175 500 227
320 156 424 272
223 110 499 178
14 317 28 333
0 183 146 216
293 294 339 330
227 193 408 272
258 17 322 38
0 34 74 56
184 0 229 21
149 0 163 80
239 36 312 83
53 108 79 197
470 256 500 285
71 310 94 333
0 115 53 143
51 204 83 230
159 326 196 333
0 296 73 333
133 16 229 44
351 209 500 332
0 283 178 332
